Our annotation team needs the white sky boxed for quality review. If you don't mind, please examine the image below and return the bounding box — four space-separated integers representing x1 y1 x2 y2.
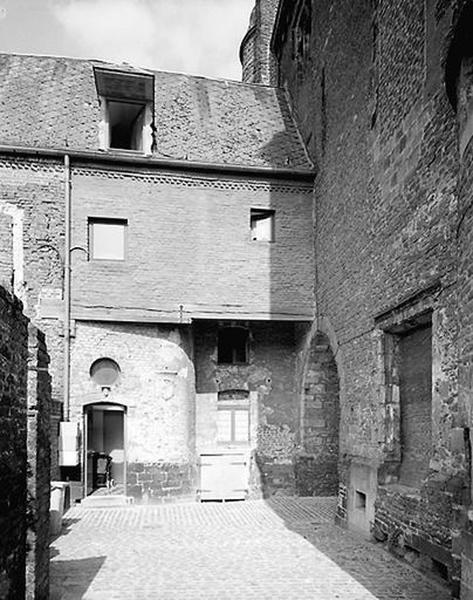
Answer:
0 0 255 80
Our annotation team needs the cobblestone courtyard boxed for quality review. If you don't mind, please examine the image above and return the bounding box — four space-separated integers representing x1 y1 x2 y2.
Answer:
50 497 449 600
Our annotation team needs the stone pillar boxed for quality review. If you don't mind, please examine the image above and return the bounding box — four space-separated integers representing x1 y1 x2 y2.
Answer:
25 325 51 600
0 289 28 600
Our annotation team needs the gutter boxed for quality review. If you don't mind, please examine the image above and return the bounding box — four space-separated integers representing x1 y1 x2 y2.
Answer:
63 154 71 421
0 144 316 182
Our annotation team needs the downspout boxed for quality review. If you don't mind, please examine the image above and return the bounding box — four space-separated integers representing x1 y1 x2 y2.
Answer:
63 154 71 421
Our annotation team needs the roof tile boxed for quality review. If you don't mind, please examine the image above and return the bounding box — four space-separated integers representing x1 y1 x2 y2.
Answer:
0 54 312 170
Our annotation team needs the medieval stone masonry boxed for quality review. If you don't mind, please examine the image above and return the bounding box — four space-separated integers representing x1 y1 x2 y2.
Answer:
3 0 473 598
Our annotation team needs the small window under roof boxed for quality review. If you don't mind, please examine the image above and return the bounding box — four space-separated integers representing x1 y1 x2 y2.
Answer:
108 100 145 150
94 67 154 152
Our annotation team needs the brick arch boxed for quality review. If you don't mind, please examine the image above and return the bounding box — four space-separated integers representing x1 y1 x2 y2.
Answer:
296 323 340 496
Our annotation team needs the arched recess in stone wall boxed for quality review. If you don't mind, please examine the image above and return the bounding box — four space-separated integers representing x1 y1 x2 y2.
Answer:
296 321 341 496
445 1 473 156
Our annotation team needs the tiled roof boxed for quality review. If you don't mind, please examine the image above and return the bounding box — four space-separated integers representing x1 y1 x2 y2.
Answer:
0 53 312 171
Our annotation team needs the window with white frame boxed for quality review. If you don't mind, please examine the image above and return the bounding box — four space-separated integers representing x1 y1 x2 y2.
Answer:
217 406 250 444
89 218 127 261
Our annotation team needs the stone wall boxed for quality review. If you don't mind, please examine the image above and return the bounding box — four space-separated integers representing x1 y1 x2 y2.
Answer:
26 325 51 600
70 321 196 501
194 320 302 496
274 0 462 588
0 288 28 599
447 2 473 597
297 331 340 496
0 287 51 600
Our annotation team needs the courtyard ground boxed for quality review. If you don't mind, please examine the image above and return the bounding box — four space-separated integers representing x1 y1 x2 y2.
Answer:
50 496 450 600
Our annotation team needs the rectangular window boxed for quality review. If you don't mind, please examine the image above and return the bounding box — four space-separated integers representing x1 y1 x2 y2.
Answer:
94 68 154 153
89 218 127 261
217 327 249 364
250 208 275 242
107 99 146 151
217 407 249 444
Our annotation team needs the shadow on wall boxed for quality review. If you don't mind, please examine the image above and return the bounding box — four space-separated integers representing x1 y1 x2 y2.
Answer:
49 556 106 600
265 498 450 599
246 87 318 498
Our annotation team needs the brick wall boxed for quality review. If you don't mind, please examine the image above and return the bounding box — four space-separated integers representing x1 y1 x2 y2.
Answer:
70 168 314 322
0 287 51 600
275 0 462 586
0 155 65 480
26 325 51 600
449 3 473 596
240 0 279 85
194 320 302 496
0 288 28 599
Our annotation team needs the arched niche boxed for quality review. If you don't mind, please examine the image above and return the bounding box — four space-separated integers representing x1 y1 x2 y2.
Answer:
296 330 340 496
445 3 473 155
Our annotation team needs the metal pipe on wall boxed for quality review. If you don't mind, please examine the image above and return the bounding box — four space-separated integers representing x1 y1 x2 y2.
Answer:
63 154 71 421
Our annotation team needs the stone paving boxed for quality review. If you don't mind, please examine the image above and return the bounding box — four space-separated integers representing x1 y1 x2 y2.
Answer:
50 496 450 600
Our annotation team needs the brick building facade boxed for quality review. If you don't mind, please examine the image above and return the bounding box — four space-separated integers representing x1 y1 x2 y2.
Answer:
259 0 473 597
4 0 473 597
0 54 318 508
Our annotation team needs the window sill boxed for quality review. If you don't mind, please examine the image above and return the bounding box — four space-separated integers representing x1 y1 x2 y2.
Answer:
89 258 126 263
217 362 249 367
105 148 148 156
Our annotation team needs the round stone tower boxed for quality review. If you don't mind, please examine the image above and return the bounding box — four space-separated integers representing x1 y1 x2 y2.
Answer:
239 0 279 85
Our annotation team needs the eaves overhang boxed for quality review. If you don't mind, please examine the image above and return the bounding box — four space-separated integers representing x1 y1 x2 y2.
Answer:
0 144 316 182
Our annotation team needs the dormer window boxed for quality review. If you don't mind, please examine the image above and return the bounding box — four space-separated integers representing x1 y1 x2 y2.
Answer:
107 100 146 150
94 67 154 154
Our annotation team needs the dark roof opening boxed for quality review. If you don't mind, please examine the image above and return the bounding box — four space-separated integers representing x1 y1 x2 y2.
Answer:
108 100 145 150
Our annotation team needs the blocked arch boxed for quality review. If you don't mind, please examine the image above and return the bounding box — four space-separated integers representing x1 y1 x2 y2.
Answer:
297 318 341 496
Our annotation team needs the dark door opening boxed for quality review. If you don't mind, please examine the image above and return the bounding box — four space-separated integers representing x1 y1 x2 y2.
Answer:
84 403 126 496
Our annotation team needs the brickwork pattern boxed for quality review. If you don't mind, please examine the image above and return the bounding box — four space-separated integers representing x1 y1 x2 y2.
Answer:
453 6 473 595
0 156 64 483
50 497 450 600
240 0 279 85
127 462 195 502
0 53 311 170
26 325 51 600
0 288 28 600
194 321 300 496
70 169 314 322
275 0 462 588
70 321 196 501
0 288 51 600
297 332 340 496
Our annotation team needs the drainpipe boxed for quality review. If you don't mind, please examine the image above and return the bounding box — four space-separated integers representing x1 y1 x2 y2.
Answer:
64 154 71 421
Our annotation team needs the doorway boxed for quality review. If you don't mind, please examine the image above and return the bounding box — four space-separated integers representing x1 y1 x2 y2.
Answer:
83 403 127 496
